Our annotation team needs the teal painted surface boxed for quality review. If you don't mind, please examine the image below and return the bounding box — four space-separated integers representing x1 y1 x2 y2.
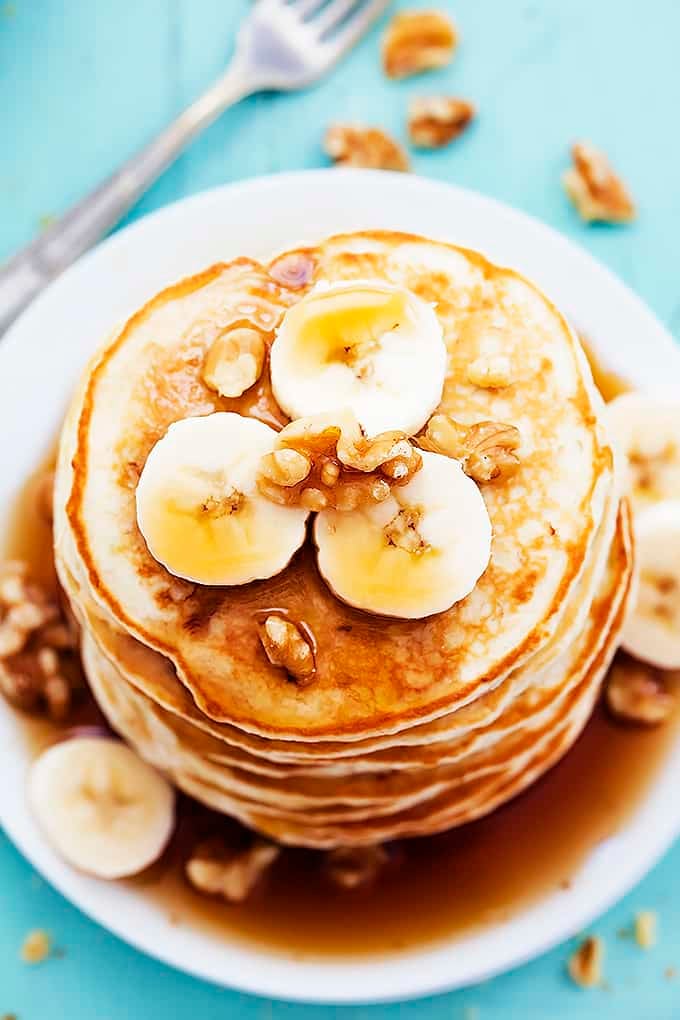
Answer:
1 1 680 1016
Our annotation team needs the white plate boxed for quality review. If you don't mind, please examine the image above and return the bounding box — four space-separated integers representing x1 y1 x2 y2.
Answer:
1 170 679 1004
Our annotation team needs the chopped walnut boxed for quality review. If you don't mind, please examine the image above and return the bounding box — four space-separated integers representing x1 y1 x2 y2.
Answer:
0 559 79 721
605 661 675 725
324 845 390 889
20 929 51 964
186 838 280 903
259 448 312 488
466 353 512 389
418 414 520 483
257 412 422 512
567 935 604 987
563 142 635 224
202 325 266 398
324 124 409 172
259 614 316 684
408 96 475 148
382 9 457 79
635 910 657 950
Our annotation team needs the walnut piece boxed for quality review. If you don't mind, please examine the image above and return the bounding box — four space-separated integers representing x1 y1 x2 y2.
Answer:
635 910 657 950
0 559 79 721
258 412 422 512
408 96 475 148
259 614 316 684
202 325 266 398
418 414 520 483
382 9 457 79
186 839 280 902
605 661 675 725
324 124 409 172
324 845 390 889
563 142 635 224
20 929 51 964
567 935 604 987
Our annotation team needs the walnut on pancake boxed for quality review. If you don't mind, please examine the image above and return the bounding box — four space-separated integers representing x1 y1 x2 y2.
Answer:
418 414 520 483
258 614 316 685
257 411 422 512
382 9 458 79
201 323 267 399
408 96 476 149
0 557 81 721
563 142 635 224
186 837 280 902
324 124 410 172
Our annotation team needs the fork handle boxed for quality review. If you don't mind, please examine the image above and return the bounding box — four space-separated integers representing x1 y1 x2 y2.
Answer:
0 63 254 336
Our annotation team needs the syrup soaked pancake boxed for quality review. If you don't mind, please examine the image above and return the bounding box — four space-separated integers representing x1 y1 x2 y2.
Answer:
74 506 631 816
54 469 618 769
60 232 614 739
80 507 631 846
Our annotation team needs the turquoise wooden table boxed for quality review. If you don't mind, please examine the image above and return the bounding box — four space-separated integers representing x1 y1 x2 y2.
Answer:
2 1 680 1016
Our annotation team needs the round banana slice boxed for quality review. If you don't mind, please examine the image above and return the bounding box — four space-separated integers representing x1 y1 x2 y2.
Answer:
314 450 492 619
606 392 680 507
136 413 309 586
622 500 680 669
29 737 174 879
270 279 447 436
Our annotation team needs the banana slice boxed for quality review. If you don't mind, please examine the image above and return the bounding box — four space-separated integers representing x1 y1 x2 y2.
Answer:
28 737 174 879
622 500 680 669
314 450 492 619
270 279 447 436
606 392 680 507
136 413 309 585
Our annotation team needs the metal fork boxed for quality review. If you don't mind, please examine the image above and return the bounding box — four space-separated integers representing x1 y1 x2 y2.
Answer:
0 0 390 335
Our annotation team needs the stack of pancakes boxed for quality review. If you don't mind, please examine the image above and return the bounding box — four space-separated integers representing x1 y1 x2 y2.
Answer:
54 231 633 848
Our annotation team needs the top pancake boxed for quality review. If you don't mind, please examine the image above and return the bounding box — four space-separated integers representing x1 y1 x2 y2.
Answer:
60 231 614 739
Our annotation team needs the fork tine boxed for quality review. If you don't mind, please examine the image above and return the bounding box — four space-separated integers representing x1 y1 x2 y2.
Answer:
319 0 390 52
312 0 360 34
288 0 328 16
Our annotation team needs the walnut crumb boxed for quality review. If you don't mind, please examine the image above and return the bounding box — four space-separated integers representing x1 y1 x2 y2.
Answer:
635 910 657 949
418 414 520 483
605 661 674 725
186 839 280 903
20 929 51 964
259 614 316 684
202 325 266 398
324 124 409 172
408 96 475 148
665 966 677 980
382 9 457 79
568 935 604 987
0 558 80 721
324 845 389 889
563 142 635 223
257 412 421 512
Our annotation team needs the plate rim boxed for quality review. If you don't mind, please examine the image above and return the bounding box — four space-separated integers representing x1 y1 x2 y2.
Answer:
1 168 679 1004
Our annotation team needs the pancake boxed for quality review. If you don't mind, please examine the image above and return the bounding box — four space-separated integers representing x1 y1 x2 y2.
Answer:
56 475 616 768
73 503 632 844
52 229 630 850
58 232 614 740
